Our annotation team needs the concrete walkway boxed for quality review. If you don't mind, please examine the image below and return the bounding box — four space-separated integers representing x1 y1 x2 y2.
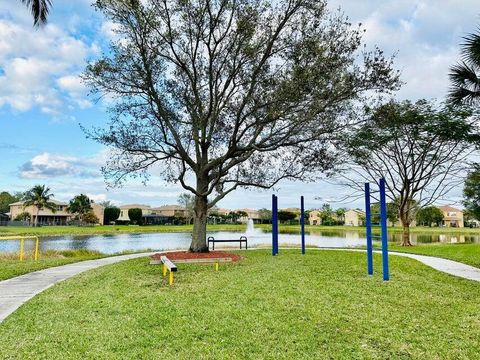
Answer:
387 251 480 281
1 249 480 324
0 252 154 323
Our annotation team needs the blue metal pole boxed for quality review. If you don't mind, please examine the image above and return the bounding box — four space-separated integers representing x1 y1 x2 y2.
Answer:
272 195 279 255
274 195 279 255
364 183 373 275
272 194 276 256
379 178 390 281
301 196 305 255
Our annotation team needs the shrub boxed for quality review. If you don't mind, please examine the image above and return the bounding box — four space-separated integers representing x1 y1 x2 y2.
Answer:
104 207 121 225
128 208 143 225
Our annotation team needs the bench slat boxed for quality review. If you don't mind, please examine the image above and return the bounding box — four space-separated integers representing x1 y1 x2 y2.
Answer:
160 256 178 272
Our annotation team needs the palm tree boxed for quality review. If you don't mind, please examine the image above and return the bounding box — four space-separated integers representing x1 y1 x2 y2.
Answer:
449 29 480 105
67 194 93 224
20 0 52 27
23 185 57 227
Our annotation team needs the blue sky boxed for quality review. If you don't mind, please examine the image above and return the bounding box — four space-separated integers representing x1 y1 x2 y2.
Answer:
0 0 478 210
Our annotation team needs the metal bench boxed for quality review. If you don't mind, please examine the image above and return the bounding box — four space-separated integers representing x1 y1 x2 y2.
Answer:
207 236 247 250
160 256 177 286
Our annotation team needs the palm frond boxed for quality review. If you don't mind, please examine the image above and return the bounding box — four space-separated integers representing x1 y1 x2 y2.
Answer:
20 0 52 27
448 61 480 105
461 29 480 66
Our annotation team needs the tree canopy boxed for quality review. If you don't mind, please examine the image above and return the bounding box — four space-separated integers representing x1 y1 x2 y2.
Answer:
67 194 93 221
416 206 444 227
23 185 56 227
341 99 477 245
128 208 143 224
84 0 399 251
463 165 480 220
449 28 480 105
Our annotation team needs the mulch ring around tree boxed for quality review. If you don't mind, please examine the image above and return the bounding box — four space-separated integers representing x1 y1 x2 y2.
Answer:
150 251 243 264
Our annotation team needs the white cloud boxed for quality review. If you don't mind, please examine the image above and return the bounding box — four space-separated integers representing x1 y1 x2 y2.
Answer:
19 152 103 179
0 18 96 114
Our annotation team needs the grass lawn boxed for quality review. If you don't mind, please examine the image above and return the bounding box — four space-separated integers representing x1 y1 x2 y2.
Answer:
2 223 480 237
0 249 108 281
0 250 479 359
386 243 480 269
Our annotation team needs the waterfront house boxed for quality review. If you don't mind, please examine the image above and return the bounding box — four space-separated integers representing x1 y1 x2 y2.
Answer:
438 205 464 228
344 209 365 227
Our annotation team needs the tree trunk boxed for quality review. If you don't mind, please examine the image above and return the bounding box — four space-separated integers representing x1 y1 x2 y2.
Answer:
190 193 209 252
400 216 412 246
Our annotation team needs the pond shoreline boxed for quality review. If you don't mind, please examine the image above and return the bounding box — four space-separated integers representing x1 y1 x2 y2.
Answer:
1 223 480 237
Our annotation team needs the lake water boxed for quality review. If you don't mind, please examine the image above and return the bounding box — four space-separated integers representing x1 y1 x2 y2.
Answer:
1 227 479 254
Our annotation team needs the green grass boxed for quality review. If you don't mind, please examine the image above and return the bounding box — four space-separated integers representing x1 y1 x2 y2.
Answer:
387 243 480 269
0 224 247 237
0 249 106 281
2 223 480 237
0 250 479 359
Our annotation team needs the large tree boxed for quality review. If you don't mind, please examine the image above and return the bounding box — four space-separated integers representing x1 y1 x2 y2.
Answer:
341 100 477 246
449 28 480 105
84 0 399 252
23 185 57 227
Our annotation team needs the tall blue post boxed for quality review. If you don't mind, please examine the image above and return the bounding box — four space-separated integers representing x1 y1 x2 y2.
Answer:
300 196 305 255
272 194 278 256
379 178 390 281
364 183 373 275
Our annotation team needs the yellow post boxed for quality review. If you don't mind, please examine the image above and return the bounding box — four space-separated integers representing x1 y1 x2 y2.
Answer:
19 238 24 261
169 271 174 286
34 237 39 261
215 262 219 272
162 264 167 277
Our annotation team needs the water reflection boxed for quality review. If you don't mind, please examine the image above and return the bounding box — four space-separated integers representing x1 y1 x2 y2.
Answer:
0 229 479 254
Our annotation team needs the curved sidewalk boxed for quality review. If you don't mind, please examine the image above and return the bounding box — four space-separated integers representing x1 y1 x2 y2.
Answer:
0 252 154 323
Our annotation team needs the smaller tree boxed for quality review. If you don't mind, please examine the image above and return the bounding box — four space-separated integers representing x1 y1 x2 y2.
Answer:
416 207 444 227
277 211 296 224
335 208 346 224
463 166 480 220
177 193 194 224
67 194 93 224
104 207 121 225
23 185 57 227
0 191 23 213
128 208 143 225
258 208 272 224
82 211 99 225
14 211 31 222
370 202 400 225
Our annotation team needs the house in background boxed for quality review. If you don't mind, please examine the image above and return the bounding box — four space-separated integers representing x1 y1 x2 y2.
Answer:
344 209 365 227
236 208 261 223
118 204 153 222
9 199 71 225
438 205 464 228
309 211 321 225
9 200 104 225
152 205 187 218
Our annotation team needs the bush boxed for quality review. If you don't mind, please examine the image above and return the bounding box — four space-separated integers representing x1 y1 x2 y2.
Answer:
82 211 99 224
14 211 30 221
104 207 120 225
128 208 143 225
